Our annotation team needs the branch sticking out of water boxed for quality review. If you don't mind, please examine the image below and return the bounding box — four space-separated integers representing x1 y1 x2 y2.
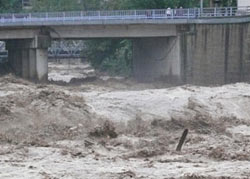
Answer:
176 129 189 152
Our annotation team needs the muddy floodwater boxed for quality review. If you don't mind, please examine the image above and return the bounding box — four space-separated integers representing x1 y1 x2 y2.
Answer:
1 63 250 179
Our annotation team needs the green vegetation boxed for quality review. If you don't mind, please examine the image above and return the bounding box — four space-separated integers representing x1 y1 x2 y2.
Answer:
84 39 132 76
0 0 22 13
0 0 238 76
30 0 79 12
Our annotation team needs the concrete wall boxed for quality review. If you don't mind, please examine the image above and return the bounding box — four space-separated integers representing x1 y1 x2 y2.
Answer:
133 37 181 82
133 23 250 85
181 23 250 85
238 0 250 7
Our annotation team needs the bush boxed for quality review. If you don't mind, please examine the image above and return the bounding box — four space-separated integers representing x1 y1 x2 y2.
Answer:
84 39 132 77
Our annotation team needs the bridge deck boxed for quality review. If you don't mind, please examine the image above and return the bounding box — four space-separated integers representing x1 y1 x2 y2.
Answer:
0 7 250 27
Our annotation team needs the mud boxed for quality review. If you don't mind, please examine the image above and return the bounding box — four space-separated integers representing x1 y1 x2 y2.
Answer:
0 69 250 178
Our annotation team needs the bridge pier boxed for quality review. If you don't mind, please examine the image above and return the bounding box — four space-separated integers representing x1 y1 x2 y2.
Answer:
181 24 250 85
133 37 182 83
6 35 51 82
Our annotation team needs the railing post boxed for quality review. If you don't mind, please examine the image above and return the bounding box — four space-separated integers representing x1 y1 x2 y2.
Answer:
29 13 31 21
247 6 250 15
46 12 48 21
88 11 91 20
188 9 190 19
98 11 101 19
12 14 15 22
198 8 200 18
134 10 136 19
171 9 174 19
63 12 65 21
153 9 155 19
104 11 107 20
214 7 217 17
230 7 233 16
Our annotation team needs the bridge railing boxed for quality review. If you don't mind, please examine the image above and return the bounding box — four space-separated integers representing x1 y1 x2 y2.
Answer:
0 50 82 59
0 7 250 24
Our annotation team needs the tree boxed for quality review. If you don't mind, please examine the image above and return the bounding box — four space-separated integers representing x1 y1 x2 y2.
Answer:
220 0 237 6
30 0 107 12
0 0 22 13
116 0 200 9
83 39 132 76
30 0 81 12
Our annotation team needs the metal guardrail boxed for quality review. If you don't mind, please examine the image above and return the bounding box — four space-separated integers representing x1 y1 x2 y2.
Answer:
0 50 82 59
0 7 250 25
48 53 83 58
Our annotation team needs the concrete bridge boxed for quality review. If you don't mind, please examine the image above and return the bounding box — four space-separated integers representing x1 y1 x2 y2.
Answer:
1 7 250 84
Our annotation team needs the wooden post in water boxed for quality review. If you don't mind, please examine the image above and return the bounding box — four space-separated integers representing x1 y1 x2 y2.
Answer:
176 129 189 152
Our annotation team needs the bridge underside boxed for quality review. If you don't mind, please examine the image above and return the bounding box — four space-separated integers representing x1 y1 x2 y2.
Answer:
0 24 177 40
133 37 182 83
0 24 179 82
1 22 250 85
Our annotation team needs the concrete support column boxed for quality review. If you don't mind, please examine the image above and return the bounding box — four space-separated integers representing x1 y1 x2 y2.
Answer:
6 35 51 82
132 37 182 83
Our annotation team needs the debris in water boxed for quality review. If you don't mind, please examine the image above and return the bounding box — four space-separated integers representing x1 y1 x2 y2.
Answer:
176 129 189 152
